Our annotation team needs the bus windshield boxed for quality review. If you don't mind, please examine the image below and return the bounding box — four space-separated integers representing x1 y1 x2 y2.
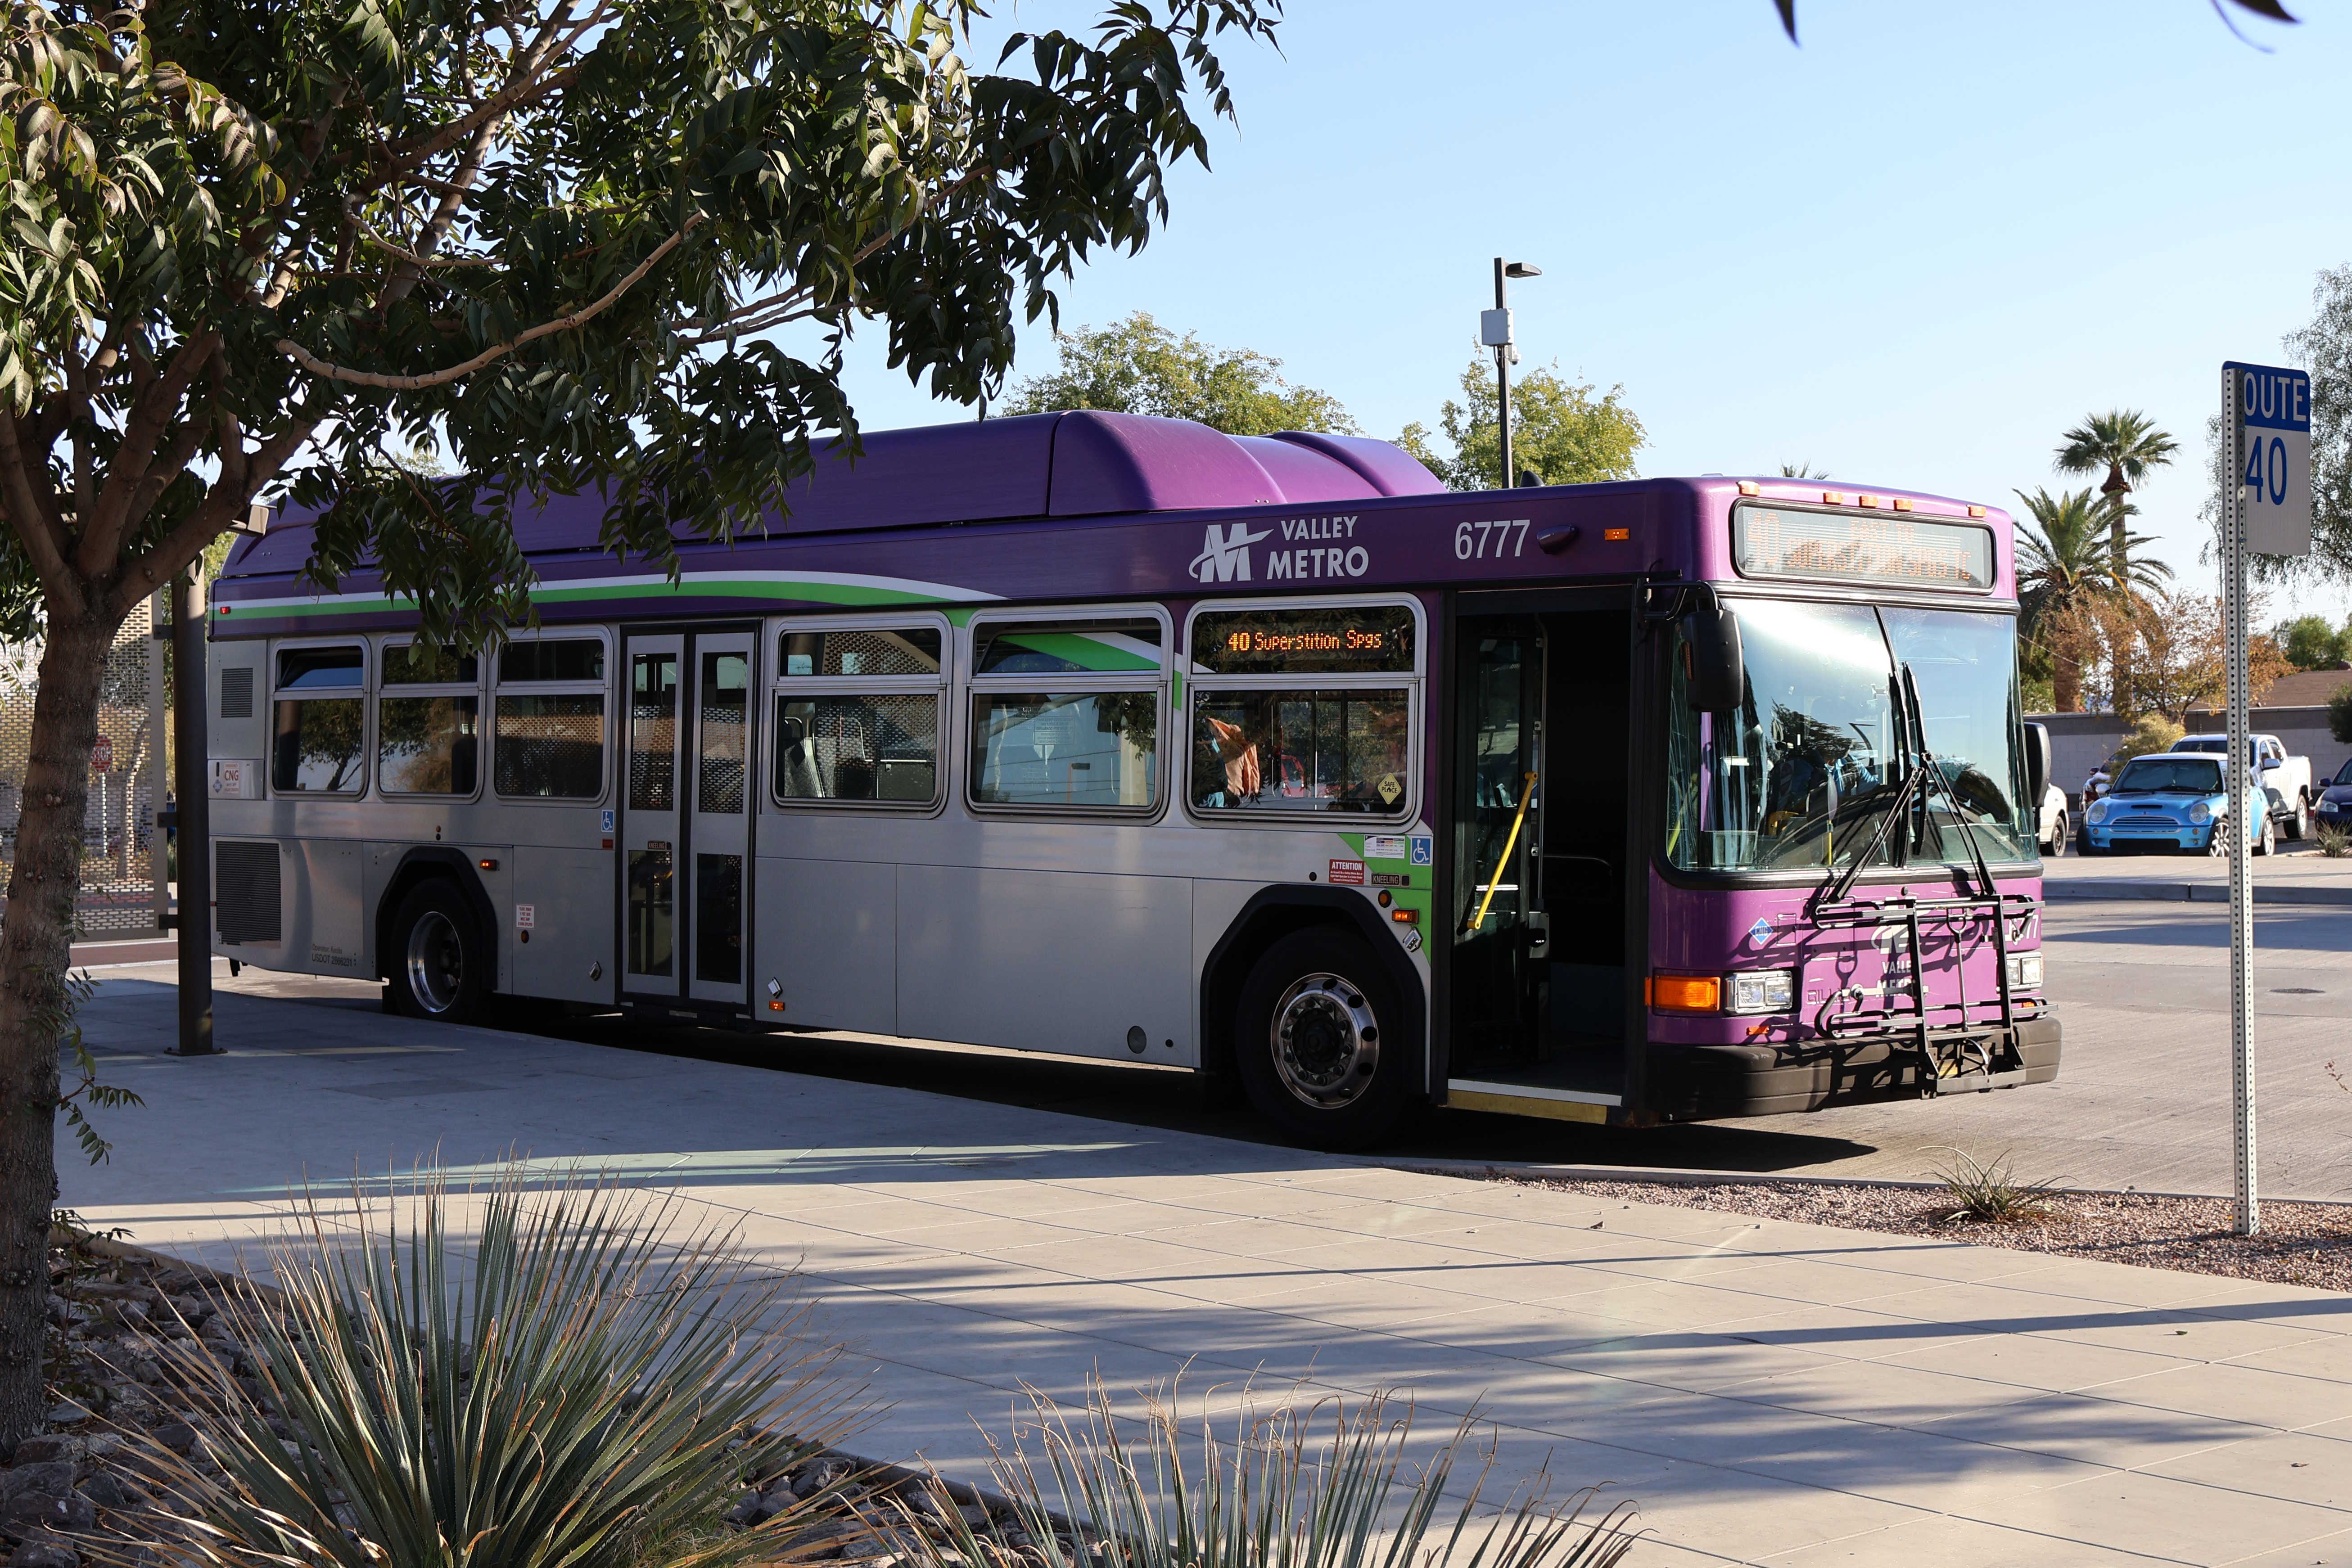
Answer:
1665 599 2030 873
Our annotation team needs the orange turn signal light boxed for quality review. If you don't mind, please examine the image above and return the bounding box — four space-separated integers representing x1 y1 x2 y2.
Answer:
1648 973 1721 1013
1858 493 1881 509
1391 907 1418 924
768 999 785 1012
1892 496 1914 511
478 858 499 871
1821 491 1845 505
1603 527 1630 541
1967 504 1987 518
1736 480 1760 496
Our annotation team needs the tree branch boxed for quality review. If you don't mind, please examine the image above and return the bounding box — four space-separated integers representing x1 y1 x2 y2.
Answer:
0 412 86 619
278 217 703 391
343 195 498 272
108 410 325 619
73 329 220 576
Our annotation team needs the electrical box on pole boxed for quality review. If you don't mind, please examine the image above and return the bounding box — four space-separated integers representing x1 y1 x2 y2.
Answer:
2219 360 2312 1237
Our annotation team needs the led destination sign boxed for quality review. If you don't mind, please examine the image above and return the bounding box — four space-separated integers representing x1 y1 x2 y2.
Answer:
1733 503 1994 592
1191 606 1416 676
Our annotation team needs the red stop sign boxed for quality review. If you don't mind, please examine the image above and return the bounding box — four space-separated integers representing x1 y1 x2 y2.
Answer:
90 735 112 773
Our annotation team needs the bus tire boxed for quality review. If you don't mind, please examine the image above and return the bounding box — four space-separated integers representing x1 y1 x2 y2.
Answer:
1234 928 1410 1151
388 879 491 1024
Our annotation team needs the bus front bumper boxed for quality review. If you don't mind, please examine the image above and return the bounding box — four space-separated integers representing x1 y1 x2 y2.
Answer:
1645 1016 2063 1121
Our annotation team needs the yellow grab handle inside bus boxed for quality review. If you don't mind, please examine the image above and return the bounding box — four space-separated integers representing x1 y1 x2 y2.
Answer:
1466 771 1539 934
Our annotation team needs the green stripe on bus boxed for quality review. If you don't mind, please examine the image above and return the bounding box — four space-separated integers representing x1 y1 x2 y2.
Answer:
991 631 1159 672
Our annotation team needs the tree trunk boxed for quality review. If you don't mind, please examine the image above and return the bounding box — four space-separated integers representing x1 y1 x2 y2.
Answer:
2053 650 2081 713
2105 473 2130 580
0 611 116 1451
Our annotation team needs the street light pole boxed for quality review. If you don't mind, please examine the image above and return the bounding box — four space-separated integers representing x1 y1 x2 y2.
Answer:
1493 258 1513 489
1481 259 1542 489
169 566 214 1056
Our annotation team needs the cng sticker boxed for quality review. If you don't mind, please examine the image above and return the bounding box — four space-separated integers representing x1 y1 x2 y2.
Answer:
1364 834 1408 861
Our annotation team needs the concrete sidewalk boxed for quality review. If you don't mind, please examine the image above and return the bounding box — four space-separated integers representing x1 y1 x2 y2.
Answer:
63 965 2352 1566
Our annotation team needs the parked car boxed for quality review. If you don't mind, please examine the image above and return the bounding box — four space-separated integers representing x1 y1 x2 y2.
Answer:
2082 752 2272 857
2037 779 2069 856
2318 769 2352 834
2167 733 2316 839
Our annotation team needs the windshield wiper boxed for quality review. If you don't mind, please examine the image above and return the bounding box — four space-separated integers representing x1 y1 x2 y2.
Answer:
1819 671 1923 907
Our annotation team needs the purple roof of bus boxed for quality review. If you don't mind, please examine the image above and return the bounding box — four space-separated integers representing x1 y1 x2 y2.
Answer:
224 412 1445 576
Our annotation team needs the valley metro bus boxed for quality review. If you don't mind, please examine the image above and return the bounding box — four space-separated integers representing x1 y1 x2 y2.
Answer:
203 411 2059 1147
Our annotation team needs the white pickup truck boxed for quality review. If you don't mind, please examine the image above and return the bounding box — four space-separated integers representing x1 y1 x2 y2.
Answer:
2167 734 2317 840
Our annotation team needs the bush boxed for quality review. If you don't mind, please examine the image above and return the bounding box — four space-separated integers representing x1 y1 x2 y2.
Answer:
148 1171 862 1568
2317 823 2351 858
2329 681 2352 746
2113 714 2185 764
895 1380 1639 1568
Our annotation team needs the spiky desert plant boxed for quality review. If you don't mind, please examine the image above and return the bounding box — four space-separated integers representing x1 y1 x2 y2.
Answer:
1933 1149 2060 1226
142 1169 864 1568
890 1380 1638 1568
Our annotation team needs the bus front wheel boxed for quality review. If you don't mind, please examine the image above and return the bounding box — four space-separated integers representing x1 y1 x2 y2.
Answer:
388 879 491 1024
1235 928 1409 1151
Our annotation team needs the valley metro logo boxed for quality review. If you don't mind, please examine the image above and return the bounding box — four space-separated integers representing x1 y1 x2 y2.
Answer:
1190 522 1273 583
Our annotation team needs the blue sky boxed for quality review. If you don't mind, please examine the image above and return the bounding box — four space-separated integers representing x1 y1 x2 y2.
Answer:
811 0 2352 626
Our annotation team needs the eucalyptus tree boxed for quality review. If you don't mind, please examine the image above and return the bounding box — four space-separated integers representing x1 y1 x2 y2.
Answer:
2054 410 2180 578
0 0 1274 1445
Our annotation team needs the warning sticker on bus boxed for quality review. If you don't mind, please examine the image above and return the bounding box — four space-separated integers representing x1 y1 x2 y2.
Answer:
1328 859 1366 885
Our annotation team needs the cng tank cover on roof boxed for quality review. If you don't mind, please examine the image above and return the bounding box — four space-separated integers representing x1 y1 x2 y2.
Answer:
221 412 1446 579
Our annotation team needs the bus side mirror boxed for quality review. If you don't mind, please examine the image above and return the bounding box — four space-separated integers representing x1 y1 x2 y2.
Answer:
2024 721 2051 806
1682 604 1743 712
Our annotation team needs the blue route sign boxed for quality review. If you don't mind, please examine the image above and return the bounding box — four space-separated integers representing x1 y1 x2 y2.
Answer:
2224 361 2311 557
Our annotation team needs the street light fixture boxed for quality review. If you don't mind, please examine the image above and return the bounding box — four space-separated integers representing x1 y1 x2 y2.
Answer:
1481 259 1542 488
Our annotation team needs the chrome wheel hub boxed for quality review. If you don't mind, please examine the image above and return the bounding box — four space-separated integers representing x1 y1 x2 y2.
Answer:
405 910 465 1014
1270 973 1379 1109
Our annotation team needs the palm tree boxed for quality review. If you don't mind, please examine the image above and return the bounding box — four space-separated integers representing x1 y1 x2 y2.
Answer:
2014 487 2172 712
1779 461 1828 479
2054 410 2178 578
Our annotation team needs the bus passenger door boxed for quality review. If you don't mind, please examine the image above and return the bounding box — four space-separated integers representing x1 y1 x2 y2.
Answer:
621 635 685 1004
686 633 753 1007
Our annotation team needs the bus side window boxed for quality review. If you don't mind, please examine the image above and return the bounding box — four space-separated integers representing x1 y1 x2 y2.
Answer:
271 644 366 794
378 640 482 796
772 625 944 806
493 636 607 800
1183 604 1418 819
966 617 1163 813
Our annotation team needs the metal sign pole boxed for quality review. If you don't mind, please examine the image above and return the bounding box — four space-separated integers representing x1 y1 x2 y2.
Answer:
169 567 215 1057
2223 364 2257 1236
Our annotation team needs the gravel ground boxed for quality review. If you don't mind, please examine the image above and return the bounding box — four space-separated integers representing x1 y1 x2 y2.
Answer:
1492 1175 2352 1292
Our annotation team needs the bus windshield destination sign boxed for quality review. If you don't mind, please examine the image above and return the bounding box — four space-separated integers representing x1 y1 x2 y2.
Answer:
1191 606 1416 676
1733 503 1993 592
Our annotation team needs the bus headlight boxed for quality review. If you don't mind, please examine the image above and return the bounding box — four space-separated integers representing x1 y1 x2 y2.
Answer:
2005 951 2043 991
2088 798 2112 825
1726 969 1796 1015
2188 801 2212 825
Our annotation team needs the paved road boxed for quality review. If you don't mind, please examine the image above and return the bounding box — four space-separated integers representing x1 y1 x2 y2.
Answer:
59 975 2352 1568
102 888 2351 1200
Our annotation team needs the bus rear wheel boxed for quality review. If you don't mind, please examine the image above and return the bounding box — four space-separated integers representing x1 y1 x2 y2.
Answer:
1235 928 1409 1151
389 879 491 1024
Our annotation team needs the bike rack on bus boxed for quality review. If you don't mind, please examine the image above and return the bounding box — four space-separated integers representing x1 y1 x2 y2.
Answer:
1803 664 2047 1096
1806 888 2044 1093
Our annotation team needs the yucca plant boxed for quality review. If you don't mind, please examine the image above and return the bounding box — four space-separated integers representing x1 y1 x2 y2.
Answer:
142 1170 864 1568
889 1381 1638 1568
1933 1149 2060 1226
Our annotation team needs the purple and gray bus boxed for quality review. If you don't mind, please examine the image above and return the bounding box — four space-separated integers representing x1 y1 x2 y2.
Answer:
204 411 2057 1147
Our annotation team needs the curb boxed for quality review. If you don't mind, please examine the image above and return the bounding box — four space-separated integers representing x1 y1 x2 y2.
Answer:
2044 878 2352 907
1398 1159 2352 1208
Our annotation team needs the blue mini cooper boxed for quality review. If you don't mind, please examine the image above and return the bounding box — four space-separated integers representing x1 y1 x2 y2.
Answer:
2083 753 2273 856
